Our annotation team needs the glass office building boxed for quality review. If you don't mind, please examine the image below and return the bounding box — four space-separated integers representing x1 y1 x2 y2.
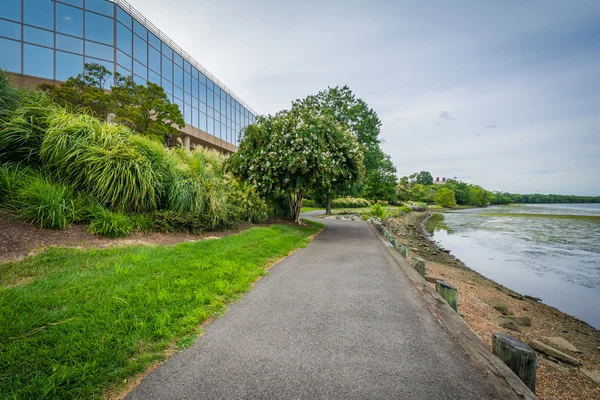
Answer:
0 0 255 150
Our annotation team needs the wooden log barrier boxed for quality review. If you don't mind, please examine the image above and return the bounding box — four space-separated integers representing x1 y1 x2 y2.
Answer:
412 258 426 278
492 332 537 394
435 280 458 312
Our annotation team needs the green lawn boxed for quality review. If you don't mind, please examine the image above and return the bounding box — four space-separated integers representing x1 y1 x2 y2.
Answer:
300 207 325 213
0 221 323 399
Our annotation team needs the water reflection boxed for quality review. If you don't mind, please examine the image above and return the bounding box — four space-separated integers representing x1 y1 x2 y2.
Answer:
425 204 600 329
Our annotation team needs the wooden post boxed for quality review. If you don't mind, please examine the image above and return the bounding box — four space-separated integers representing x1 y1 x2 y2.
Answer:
436 280 458 312
412 258 426 278
492 332 536 394
399 245 408 258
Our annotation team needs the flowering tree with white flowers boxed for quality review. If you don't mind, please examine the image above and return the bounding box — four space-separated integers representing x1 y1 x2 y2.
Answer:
228 99 364 224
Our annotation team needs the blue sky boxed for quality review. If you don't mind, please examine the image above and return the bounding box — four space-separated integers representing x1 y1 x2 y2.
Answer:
131 0 600 195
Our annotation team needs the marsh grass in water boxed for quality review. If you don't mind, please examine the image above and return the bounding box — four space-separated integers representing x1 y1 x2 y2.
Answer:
0 221 323 398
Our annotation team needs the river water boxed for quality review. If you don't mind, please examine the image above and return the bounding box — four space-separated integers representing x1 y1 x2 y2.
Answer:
424 204 600 329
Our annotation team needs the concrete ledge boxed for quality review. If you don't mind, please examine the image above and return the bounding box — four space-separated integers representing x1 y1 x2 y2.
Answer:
368 222 537 400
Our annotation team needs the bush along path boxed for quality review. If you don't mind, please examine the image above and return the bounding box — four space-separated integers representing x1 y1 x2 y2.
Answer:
0 221 323 399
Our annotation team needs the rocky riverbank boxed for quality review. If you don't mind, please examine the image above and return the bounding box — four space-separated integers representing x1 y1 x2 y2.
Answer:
386 211 600 400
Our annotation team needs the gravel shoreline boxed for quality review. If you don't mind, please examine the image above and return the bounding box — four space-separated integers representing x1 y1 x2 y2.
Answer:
387 211 600 399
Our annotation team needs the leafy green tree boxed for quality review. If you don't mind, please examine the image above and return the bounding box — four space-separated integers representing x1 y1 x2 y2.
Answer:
298 86 391 212
414 171 434 186
410 183 427 202
228 101 364 224
434 187 457 208
39 63 184 141
363 150 397 202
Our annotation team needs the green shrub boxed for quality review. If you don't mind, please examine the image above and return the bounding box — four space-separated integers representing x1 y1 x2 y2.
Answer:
302 198 316 208
367 203 386 220
151 210 205 233
0 95 55 165
41 113 161 212
16 174 77 230
399 205 413 214
0 164 33 205
332 197 371 208
228 178 268 223
0 70 20 121
130 213 154 233
376 200 389 206
88 207 133 238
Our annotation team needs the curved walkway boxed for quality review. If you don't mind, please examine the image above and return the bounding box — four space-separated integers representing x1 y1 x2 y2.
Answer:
127 215 497 399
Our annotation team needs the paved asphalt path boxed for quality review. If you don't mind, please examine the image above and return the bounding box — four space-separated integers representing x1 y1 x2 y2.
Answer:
127 213 497 399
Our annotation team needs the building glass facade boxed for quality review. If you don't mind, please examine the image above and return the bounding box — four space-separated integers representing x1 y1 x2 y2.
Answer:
0 0 255 147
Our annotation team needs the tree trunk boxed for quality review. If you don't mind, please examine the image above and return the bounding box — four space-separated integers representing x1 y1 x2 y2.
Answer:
326 194 332 215
288 192 305 225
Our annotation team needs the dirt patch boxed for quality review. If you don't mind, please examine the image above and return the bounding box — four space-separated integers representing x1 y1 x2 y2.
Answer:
388 211 600 400
0 209 295 265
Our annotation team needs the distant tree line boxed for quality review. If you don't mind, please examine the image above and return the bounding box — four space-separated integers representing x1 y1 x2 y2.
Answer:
490 192 600 204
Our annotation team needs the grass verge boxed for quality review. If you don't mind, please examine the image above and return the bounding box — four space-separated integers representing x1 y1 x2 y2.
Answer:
0 221 323 399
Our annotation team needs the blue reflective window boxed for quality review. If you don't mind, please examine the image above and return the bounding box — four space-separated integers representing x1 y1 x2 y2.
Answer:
56 34 83 54
161 55 172 80
173 52 182 67
173 64 183 88
117 49 131 70
183 60 191 74
86 40 113 61
174 97 183 114
221 98 227 117
215 120 221 138
207 80 214 91
162 78 172 95
116 6 132 28
4 0 22 22
24 43 54 79
221 123 227 141
184 104 192 125
207 116 213 135
184 72 191 94
214 86 221 98
199 72 206 85
200 112 207 131
148 45 160 73
207 89 213 108
24 0 54 30
84 57 113 87
174 85 183 101
24 26 53 47
116 23 132 55
214 95 220 113
148 32 160 49
133 20 147 40
134 74 145 86
134 60 146 80
56 50 83 81
0 19 21 41
56 3 83 37
200 84 207 104
86 12 113 45
116 64 130 78
0 38 21 73
199 102 206 115
192 67 199 81
192 78 198 98
60 0 83 7
192 107 198 128
86 0 114 17
148 70 160 85
133 34 147 64
162 43 172 59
